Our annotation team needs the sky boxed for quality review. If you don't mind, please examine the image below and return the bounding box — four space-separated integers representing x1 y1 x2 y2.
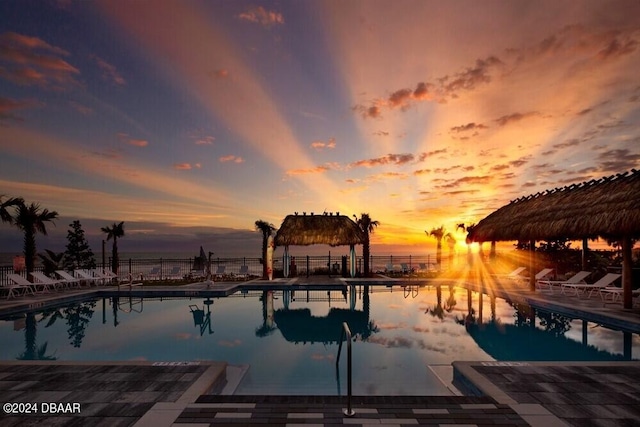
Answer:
1 0 639 257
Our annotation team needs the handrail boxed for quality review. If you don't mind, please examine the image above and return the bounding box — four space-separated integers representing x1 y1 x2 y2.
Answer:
336 321 355 417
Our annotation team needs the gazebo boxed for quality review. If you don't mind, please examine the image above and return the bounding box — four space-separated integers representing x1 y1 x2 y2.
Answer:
467 169 640 309
274 213 365 277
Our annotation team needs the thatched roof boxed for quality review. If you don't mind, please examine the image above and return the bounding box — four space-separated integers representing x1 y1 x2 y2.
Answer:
467 169 640 243
274 213 365 247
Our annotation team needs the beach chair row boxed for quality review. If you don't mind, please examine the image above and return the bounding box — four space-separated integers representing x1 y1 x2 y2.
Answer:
1 269 118 299
384 263 436 275
144 265 251 281
496 267 633 303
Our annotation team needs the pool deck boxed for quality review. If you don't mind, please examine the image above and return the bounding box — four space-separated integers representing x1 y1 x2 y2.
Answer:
0 276 639 426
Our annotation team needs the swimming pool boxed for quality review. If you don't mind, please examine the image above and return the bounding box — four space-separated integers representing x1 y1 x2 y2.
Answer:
1 285 638 395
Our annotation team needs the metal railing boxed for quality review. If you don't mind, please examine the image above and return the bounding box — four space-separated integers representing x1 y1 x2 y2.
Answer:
336 321 355 417
1 252 458 287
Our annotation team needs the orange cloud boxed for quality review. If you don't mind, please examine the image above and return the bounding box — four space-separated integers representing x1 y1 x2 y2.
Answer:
237 6 284 27
349 153 414 168
494 111 539 127
353 57 500 118
0 96 39 121
117 133 149 147
366 172 408 182
0 31 79 89
173 163 192 170
219 155 244 163
310 137 336 150
286 165 329 175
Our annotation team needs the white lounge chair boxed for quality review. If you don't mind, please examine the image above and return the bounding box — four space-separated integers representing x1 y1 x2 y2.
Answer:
400 263 413 274
385 263 400 274
29 272 63 292
74 269 101 286
169 266 182 279
90 269 113 285
600 286 640 303
518 268 554 285
55 270 83 288
5 274 36 298
561 273 622 297
537 271 591 293
148 266 161 280
214 265 226 280
237 265 249 280
493 266 527 279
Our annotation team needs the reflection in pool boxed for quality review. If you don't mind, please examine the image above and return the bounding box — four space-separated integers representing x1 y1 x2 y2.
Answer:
0 285 638 395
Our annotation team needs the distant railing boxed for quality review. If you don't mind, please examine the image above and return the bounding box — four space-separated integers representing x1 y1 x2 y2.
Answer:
0 253 458 287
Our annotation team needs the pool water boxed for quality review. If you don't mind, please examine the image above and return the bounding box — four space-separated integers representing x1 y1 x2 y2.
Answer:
1 285 638 395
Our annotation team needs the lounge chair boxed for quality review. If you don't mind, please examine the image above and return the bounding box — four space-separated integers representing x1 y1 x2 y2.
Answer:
518 268 554 285
74 269 101 286
385 263 400 274
214 265 226 280
88 269 111 285
600 286 640 303
30 272 63 292
400 263 413 274
237 265 249 280
169 266 182 279
101 269 118 280
5 274 36 298
537 271 591 293
148 266 161 280
561 273 621 297
492 266 526 279
55 270 83 288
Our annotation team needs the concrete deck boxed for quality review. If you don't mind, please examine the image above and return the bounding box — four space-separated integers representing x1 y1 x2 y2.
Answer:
0 277 639 426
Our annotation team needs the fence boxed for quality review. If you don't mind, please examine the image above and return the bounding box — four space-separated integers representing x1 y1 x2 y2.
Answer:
0 253 459 287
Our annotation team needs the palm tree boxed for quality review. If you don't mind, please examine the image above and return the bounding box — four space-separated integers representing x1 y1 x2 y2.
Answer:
445 232 456 266
0 195 23 224
101 221 125 274
14 202 58 274
255 219 276 279
355 213 379 277
427 226 445 268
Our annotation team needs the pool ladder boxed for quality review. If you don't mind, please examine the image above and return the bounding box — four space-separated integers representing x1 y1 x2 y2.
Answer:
336 322 355 417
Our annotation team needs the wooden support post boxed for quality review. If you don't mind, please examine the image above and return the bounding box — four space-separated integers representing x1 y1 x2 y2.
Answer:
582 238 589 271
529 240 536 292
622 236 632 309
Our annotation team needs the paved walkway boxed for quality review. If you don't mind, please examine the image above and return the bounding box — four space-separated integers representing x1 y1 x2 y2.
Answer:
454 361 640 427
0 361 226 426
172 395 528 427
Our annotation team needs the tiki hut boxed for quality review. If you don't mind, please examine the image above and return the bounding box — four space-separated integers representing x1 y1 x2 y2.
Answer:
274 213 365 277
467 169 640 308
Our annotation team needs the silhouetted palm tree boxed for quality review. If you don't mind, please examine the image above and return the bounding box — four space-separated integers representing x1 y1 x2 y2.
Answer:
445 232 456 266
14 202 58 274
427 226 445 268
101 221 125 274
355 213 379 277
255 220 276 279
0 195 23 224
